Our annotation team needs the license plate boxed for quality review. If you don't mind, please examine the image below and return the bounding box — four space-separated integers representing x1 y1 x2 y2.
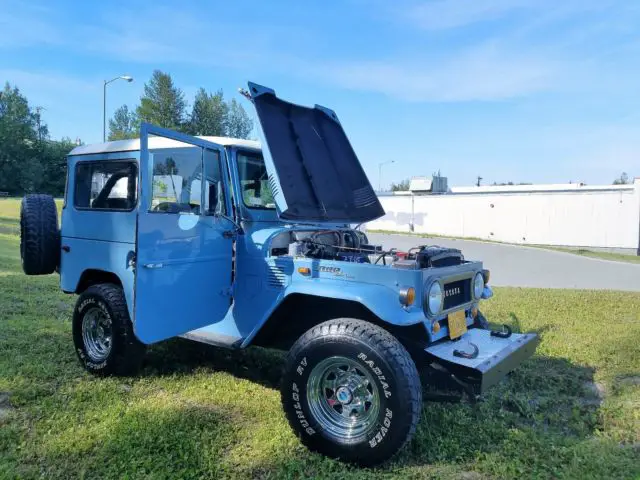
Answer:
448 310 468 339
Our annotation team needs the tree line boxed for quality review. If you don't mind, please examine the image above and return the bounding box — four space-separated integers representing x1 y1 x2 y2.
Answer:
0 71 254 196
109 70 253 141
0 83 75 196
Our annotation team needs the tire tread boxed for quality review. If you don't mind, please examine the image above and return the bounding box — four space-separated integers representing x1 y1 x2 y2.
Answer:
20 194 59 275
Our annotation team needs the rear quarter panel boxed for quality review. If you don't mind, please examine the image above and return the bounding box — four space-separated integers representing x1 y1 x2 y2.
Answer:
60 151 139 318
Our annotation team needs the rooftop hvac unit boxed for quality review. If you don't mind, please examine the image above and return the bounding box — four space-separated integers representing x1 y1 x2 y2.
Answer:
409 175 448 194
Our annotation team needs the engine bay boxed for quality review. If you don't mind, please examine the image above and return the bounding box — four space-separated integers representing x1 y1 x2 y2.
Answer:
269 229 465 269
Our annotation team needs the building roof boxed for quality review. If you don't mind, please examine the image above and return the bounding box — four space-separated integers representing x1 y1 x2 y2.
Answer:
69 136 261 156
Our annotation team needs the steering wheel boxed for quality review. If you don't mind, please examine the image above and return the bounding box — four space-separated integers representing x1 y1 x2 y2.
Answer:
152 202 195 214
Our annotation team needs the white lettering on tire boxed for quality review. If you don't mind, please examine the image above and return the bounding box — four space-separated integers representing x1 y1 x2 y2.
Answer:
292 382 315 436
296 356 307 376
357 352 392 398
78 298 96 313
369 408 393 448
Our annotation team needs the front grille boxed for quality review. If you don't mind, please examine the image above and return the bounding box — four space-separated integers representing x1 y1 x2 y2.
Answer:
443 278 471 310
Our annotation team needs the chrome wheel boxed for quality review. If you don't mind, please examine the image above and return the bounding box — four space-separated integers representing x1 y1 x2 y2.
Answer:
307 356 379 440
81 307 112 362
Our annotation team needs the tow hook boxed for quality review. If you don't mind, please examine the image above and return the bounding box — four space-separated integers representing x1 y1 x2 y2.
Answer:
453 342 479 359
490 324 512 338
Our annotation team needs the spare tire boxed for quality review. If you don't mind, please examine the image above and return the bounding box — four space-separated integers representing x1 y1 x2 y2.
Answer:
20 194 60 275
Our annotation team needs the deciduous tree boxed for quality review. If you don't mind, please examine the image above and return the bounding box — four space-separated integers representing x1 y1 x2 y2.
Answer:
108 105 138 141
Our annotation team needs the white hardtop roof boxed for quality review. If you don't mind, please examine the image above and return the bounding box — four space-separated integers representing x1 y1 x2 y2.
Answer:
69 136 261 156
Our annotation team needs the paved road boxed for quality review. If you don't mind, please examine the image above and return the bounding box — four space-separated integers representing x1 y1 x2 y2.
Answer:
367 233 640 291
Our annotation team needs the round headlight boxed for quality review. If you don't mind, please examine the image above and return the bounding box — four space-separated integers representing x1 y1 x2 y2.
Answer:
473 272 485 299
427 281 443 315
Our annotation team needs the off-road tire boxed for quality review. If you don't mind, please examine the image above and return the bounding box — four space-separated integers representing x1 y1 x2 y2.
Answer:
281 318 422 466
20 194 60 275
73 283 145 376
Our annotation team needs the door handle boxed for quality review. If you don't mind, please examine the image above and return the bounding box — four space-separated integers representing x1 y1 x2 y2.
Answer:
143 263 164 269
222 230 236 239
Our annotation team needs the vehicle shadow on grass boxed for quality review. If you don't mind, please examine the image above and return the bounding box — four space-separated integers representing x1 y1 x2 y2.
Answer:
398 355 600 468
143 338 286 390
141 339 603 470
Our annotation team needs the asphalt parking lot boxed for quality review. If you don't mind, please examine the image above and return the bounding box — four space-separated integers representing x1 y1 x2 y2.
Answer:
368 233 640 291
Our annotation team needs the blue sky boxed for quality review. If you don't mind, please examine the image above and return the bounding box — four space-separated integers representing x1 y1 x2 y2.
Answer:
1 0 639 187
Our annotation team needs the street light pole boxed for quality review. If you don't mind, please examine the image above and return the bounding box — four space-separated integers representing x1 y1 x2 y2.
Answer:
103 75 134 142
378 160 395 191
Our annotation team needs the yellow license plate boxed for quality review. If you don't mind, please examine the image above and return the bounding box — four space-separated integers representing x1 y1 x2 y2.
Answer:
448 310 468 339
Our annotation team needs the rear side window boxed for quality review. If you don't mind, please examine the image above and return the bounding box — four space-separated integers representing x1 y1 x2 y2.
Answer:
74 161 137 211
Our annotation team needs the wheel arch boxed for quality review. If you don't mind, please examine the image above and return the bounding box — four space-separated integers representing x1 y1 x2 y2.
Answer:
74 269 124 294
248 293 430 355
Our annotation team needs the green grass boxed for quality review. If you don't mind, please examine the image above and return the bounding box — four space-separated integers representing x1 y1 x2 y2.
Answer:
368 229 640 264
0 198 63 236
1 203 639 479
543 247 640 265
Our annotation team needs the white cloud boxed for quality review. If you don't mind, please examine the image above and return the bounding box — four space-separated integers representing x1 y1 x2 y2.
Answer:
2 0 639 107
1 69 97 93
401 0 535 30
304 43 557 102
398 0 612 31
0 2 63 47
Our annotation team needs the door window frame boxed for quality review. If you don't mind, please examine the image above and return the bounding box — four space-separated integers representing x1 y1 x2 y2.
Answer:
72 159 138 212
140 124 231 218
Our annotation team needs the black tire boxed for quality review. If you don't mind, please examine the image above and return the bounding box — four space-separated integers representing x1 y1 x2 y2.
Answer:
73 283 145 376
20 194 60 275
281 318 422 466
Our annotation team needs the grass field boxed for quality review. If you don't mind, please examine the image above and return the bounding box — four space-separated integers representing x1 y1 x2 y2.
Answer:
368 229 640 265
1 198 639 479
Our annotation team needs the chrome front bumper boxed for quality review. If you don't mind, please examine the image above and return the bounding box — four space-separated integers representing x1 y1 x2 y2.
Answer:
424 328 540 394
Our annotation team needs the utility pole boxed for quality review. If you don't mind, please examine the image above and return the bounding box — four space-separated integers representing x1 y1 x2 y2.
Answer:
476 175 483 187
378 160 395 191
35 106 45 142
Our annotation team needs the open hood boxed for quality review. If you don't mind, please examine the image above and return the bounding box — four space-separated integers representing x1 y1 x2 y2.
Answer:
248 82 385 223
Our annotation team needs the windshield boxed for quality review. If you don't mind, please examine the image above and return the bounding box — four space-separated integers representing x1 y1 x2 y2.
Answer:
237 150 275 209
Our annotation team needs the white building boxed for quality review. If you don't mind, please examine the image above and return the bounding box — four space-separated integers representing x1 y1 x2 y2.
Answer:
367 179 640 255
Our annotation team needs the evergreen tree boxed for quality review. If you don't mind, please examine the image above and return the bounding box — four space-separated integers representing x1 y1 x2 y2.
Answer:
225 98 253 139
188 88 227 136
136 70 186 130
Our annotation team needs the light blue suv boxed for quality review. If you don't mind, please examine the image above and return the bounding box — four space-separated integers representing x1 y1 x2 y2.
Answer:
19 83 539 466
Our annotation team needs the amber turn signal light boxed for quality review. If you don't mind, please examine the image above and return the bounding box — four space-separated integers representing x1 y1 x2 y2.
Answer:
298 267 311 276
399 287 416 306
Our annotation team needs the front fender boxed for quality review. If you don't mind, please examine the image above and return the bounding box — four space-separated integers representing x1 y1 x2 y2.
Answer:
239 279 427 348
284 281 427 326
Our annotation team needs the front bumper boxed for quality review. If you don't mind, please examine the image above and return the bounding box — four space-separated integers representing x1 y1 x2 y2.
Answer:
424 328 540 394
